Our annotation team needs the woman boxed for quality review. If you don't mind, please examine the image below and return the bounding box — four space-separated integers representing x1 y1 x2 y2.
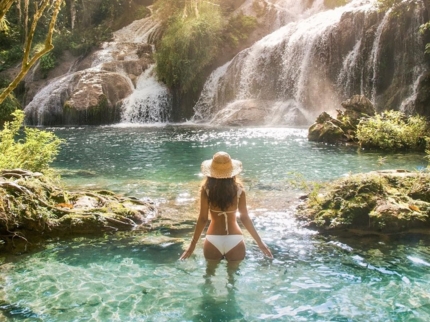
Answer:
180 151 273 261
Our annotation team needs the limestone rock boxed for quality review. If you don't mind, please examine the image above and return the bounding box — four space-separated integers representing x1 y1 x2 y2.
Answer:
25 70 133 126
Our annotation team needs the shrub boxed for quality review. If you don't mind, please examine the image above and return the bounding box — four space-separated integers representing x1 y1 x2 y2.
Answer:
0 110 64 173
155 2 223 93
356 110 429 151
324 0 348 9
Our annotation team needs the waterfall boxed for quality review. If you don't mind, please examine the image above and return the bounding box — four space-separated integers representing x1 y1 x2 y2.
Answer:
121 65 171 123
399 3 427 114
369 9 390 103
193 0 427 126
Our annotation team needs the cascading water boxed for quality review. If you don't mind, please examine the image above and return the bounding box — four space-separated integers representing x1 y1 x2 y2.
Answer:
121 65 171 123
193 0 427 126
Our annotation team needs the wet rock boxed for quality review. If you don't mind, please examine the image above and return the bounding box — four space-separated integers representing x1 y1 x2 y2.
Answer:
341 95 375 117
210 99 310 126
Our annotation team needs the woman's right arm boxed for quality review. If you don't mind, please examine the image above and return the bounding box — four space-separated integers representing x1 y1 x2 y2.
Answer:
180 189 209 260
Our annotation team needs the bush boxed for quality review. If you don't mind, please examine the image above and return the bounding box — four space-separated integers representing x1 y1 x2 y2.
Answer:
356 110 429 151
0 90 21 127
324 0 348 9
0 110 64 173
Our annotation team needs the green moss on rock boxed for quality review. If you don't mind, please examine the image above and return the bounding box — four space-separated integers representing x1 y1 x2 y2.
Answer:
297 170 430 234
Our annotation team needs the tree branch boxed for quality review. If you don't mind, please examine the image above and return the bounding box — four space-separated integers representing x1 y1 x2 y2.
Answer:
0 0 63 105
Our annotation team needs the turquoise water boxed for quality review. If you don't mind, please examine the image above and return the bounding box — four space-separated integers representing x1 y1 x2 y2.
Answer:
1 126 430 321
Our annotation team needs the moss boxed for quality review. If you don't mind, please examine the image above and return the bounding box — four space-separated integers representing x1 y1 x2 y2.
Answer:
297 171 430 234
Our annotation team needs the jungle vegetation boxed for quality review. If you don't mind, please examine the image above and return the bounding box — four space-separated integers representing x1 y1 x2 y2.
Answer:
154 0 258 95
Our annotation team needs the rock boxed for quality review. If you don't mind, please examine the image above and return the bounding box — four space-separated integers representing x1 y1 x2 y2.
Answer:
308 121 345 143
210 99 310 126
308 95 375 144
341 95 375 116
24 70 133 126
0 169 159 253
297 170 430 235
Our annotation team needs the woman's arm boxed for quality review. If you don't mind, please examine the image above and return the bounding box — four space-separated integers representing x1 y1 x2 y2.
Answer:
180 189 209 260
238 191 273 258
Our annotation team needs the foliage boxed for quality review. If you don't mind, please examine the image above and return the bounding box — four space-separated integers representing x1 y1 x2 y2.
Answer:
0 90 20 127
39 52 56 77
0 0 63 105
155 1 223 93
356 110 429 151
224 13 257 48
0 110 64 173
155 0 258 94
419 22 430 55
376 0 403 11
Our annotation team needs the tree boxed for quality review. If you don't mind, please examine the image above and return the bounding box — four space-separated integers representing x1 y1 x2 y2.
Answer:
0 0 63 105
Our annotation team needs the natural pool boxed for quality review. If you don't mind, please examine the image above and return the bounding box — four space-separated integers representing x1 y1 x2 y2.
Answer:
1 126 430 321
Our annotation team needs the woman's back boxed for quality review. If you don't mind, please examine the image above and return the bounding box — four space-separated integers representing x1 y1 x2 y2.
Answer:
205 180 243 235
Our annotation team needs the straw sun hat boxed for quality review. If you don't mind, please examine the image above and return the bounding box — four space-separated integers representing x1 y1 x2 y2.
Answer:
201 152 242 178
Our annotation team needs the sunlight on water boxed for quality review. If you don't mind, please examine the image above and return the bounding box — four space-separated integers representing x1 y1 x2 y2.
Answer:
1 126 429 321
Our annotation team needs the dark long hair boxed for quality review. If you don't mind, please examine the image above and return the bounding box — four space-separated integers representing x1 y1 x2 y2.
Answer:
203 177 238 210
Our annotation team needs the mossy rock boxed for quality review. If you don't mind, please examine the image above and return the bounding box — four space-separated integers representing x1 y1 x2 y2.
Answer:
297 170 430 235
0 169 158 252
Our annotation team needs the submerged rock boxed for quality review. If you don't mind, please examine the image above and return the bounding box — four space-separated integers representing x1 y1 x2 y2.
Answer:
297 170 430 235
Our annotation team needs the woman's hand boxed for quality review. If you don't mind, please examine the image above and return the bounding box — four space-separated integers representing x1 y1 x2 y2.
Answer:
258 241 273 258
180 244 196 260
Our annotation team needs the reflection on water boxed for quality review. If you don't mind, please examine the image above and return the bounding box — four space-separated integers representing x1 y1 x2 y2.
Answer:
1 126 430 321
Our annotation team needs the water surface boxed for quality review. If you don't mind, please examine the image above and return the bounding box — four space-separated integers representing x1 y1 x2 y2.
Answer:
1 126 429 321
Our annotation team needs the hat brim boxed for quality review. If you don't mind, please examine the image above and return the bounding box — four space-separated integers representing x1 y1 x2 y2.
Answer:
201 159 242 178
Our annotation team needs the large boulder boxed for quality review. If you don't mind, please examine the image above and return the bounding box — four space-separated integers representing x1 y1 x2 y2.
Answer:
0 169 158 253
25 70 133 126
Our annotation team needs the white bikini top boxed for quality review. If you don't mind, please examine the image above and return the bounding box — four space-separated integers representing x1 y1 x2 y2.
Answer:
206 186 243 235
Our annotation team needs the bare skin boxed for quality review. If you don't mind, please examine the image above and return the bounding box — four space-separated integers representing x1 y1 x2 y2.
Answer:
180 182 273 261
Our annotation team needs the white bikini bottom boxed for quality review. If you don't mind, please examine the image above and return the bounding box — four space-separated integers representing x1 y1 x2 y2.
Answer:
205 235 244 255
